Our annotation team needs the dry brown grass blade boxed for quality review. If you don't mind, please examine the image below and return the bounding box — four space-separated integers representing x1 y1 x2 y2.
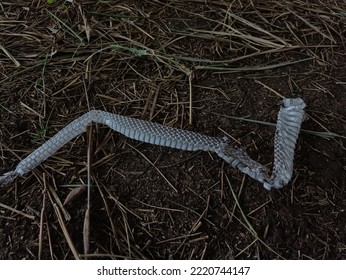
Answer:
52 203 80 260
156 232 203 245
95 179 117 237
77 3 91 42
287 8 336 43
188 71 193 125
230 174 246 223
0 44 20 67
46 183 71 221
83 124 93 257
132 198 184 213
44 178 80 259
38 180 46 260
0 202 35 220
222 10 291 47
83 208 90 257
255 80 286 99
225 174 256 235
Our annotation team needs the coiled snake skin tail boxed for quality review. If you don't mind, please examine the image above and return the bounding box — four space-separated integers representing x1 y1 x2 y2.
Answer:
0 98 306 190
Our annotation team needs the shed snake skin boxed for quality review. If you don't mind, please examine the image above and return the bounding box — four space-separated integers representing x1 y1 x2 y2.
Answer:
0 98 306 190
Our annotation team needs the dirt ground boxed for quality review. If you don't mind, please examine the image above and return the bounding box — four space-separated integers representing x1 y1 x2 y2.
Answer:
0 1 345 260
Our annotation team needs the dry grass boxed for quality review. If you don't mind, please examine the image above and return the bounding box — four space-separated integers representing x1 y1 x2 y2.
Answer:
0 0 345 260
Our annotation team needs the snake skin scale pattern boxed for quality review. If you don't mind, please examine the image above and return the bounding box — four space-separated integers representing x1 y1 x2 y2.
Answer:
0 98 306 190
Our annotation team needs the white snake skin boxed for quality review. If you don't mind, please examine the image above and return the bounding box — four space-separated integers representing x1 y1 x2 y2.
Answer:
0 98 306 190
269 98 306 189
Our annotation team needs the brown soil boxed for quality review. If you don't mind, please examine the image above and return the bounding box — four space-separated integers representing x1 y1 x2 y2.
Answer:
0 0 345 260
